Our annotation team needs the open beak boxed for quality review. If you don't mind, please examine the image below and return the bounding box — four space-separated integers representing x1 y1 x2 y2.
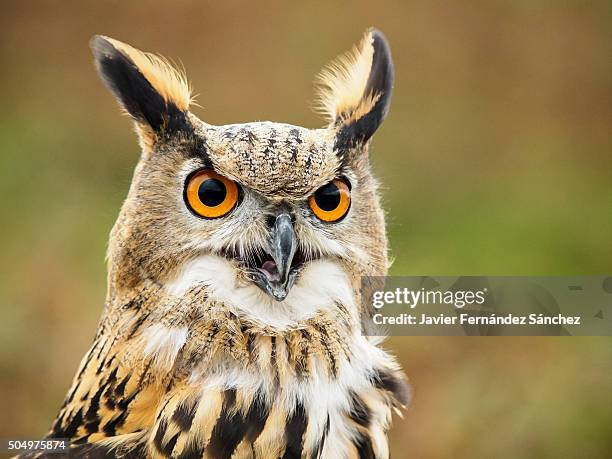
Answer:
248 213 299 301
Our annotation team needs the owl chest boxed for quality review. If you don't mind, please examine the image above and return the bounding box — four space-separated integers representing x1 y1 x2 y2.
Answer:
168 371 382 458
152 342 391 459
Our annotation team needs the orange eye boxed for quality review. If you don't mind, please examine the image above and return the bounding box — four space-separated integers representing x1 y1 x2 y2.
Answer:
308 178 351 222
185 169 239 218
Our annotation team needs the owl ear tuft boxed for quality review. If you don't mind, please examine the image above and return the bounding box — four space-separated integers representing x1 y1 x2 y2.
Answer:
314 28 394 147
90 35 193 142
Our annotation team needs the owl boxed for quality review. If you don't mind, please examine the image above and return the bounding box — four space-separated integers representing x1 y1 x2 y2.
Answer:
34 28 409 459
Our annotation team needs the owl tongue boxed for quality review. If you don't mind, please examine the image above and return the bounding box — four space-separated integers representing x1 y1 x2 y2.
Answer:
259 260 281 282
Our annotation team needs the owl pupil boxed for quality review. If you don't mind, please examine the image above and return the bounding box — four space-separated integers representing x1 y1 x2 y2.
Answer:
198 179 226 207
315 182 341 211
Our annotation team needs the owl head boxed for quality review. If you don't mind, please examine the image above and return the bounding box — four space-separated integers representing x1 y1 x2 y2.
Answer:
92 29 394 325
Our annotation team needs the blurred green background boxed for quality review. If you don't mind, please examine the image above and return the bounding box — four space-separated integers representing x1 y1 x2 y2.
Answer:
1 1 611 458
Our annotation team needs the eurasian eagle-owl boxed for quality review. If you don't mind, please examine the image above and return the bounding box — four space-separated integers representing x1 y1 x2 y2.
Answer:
38 28 409 459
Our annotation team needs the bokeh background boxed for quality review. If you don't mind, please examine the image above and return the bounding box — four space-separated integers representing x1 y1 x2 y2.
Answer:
1 1 611 458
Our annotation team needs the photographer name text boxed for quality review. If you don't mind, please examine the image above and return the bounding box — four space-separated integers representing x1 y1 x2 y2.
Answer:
372 312 581 326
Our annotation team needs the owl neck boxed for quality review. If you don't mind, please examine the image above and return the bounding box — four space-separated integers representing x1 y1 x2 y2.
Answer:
99 281 361 386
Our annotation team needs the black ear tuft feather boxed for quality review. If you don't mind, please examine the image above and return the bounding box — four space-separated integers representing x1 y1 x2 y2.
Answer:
360 29 394 138
90 35 189 135
315 28 394 153
329 28 394 150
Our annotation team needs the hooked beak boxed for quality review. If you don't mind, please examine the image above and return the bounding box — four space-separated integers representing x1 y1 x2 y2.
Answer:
248 213 299 301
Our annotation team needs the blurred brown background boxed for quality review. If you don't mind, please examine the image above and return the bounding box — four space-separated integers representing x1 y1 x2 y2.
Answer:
0 1 611 458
